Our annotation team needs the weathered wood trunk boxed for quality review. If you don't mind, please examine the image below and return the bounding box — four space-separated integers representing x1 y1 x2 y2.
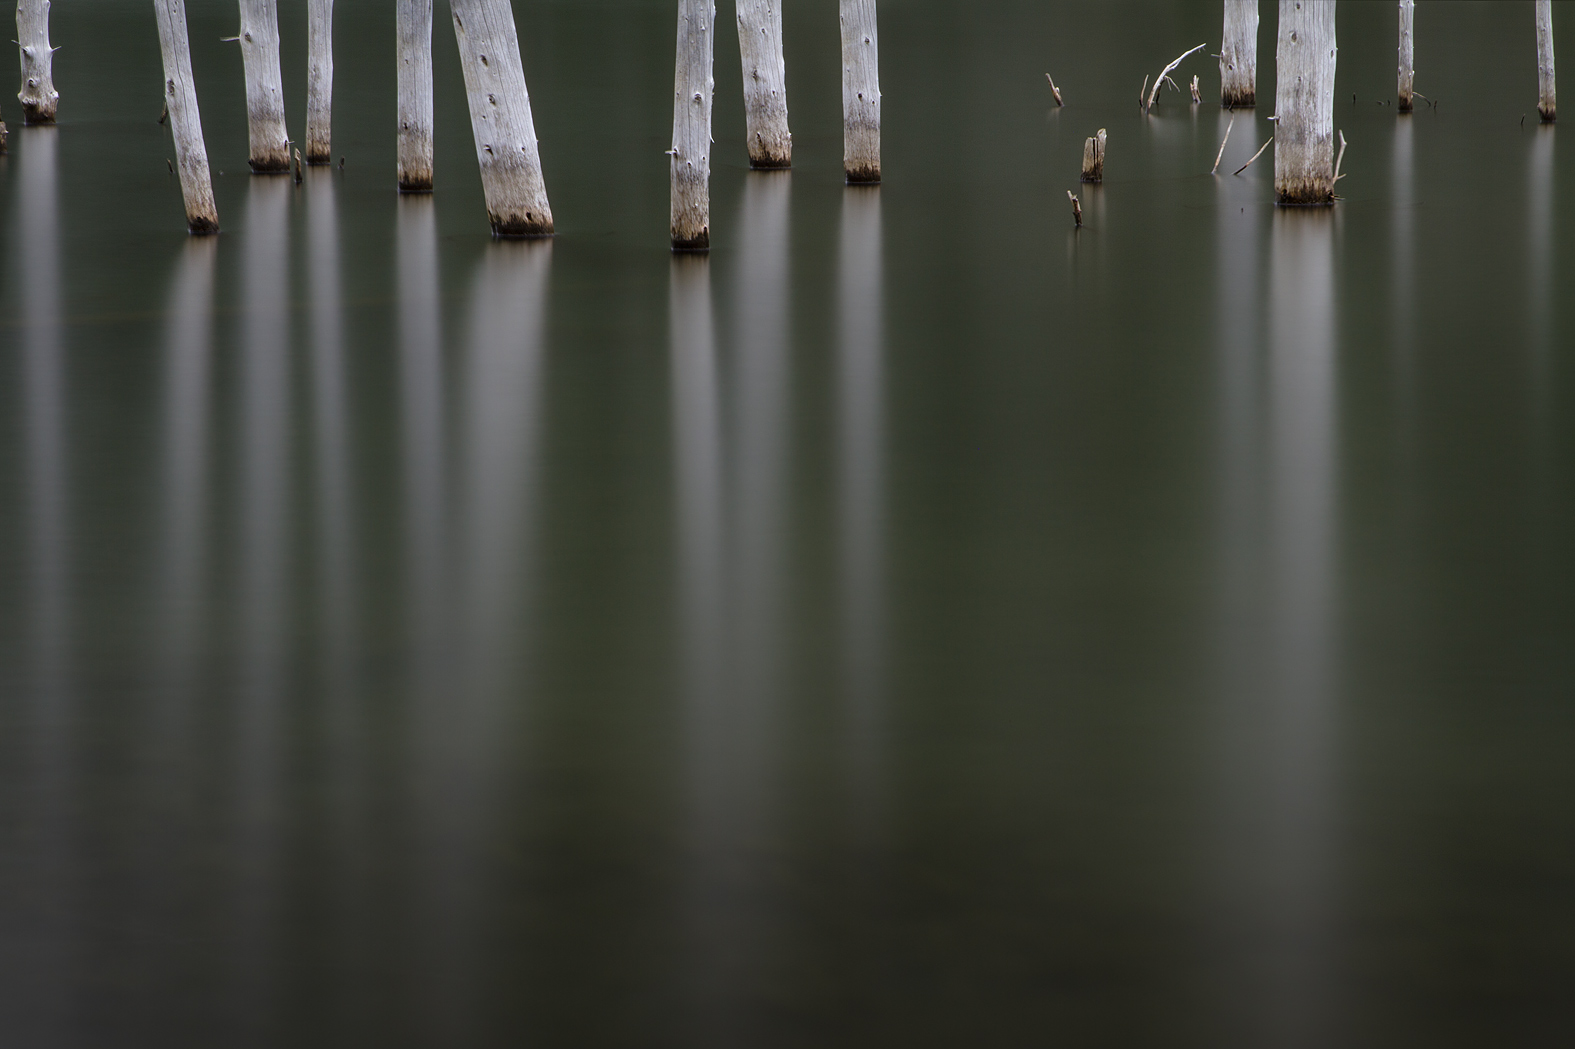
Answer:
238 0 289 171
1274 0 1337 206
1397 0 1414 113
450 0 554 236
1221 0 1257 109
306 0 333 162
397 0 434 192
1080 128 1106 182
671 0 715 250
154 0 219 233
16 0 58 124
840 0 881 183
736 0 790 168
1537 0 1556 122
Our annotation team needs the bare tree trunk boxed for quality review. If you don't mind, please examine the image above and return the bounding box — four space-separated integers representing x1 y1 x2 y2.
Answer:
154 0 219 232
736 0 790 168
238 0 289 171
840 0 880 183
1274 0 1337 205
449 0 553 236
16 0 57 124
397 0 434 192
1537 0 1556 122
306 0 333 162
1397 0 1414 113
671 0 715 250
1221 0 1257 109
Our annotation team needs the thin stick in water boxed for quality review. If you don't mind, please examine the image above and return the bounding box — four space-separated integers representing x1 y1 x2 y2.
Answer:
1044 73 1063 106
1233 134 1272 176
1333 129 1348 184
1147 43 1208 111
1212 112 1235 174
1067 190 1082 228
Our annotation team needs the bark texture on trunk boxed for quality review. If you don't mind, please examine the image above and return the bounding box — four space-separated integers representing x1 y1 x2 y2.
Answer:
1274 0 1337 205
450 0 553 236
736 0 790 168
1397 0 1414 112
840 0 880 183
16 0 57 123
1538 0 1556 122
1221 0 1257 109
1081 128 1106 182
306 0 333 162
238 0 289 171
155 0 219 232
397 0 434 192
671 0 715 250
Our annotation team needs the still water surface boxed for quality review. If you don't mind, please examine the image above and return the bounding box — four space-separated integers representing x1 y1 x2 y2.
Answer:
2 1 1574 1045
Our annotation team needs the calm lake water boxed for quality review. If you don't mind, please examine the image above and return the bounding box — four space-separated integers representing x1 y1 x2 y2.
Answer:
3 0 1574 1045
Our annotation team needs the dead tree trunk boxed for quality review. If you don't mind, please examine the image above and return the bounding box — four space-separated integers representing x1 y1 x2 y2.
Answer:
154 0 218 232
671 0 715 250
1274 0 1337 205
449 0 554 235
306 0 333 162
1221 0 1257 109
1537 0 1556 122
1081 128 1106 182
16 0 58 123
736 0 790 168
840 0 881 183
397 0 434 191
238 0 289 171
1397 1 1414 112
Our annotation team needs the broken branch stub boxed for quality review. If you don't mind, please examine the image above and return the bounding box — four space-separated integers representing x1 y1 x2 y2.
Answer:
1081 128 1106 183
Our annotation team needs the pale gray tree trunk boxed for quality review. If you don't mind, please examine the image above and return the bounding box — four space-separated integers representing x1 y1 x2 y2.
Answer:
736 0 790 168
238 0 289 171
1537 0 1556 122
840 0 880 183
1274 0 1337 205
16 0 58 124
450 0 554 236
154 0 219 232
1221 0 1258 108
306 0 333 162
397 0 434 192
671 0 715 250
1397 1 1414 112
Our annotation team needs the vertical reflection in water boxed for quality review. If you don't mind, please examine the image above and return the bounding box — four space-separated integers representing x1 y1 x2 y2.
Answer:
729 171 789 822
418 240 548 1041
669 253 733 1038
304 168 364 1026
837 187 886 825
400 195 447 734
145 237 217 1010
1263 209 1339 1046
1527 127 1554 420
1392 118 1416 453
233 176 292 1027
12 125 73 1043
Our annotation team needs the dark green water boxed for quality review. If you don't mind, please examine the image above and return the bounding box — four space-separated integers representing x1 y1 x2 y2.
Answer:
3 0 1575 1045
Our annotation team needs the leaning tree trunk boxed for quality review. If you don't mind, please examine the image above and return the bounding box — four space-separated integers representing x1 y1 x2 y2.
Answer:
1397 0 1414 113
1221 0 1257 109
306 0 333 162
840 0 881 183
154 0 218 232
1275 0 1337 205
397 0 434 191
450 0 553 235
736 0 790 168
670 0 714 250
238 0 289 171
16 0 58 123
1537 0 1556 122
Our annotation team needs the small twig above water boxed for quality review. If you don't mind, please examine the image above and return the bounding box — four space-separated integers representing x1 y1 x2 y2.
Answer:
1044 73 1063 106
1333 129 1348 185
1067 190 1082 228
1233 135 1273 177
1146 43 1208 111
1212 113 1235 175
